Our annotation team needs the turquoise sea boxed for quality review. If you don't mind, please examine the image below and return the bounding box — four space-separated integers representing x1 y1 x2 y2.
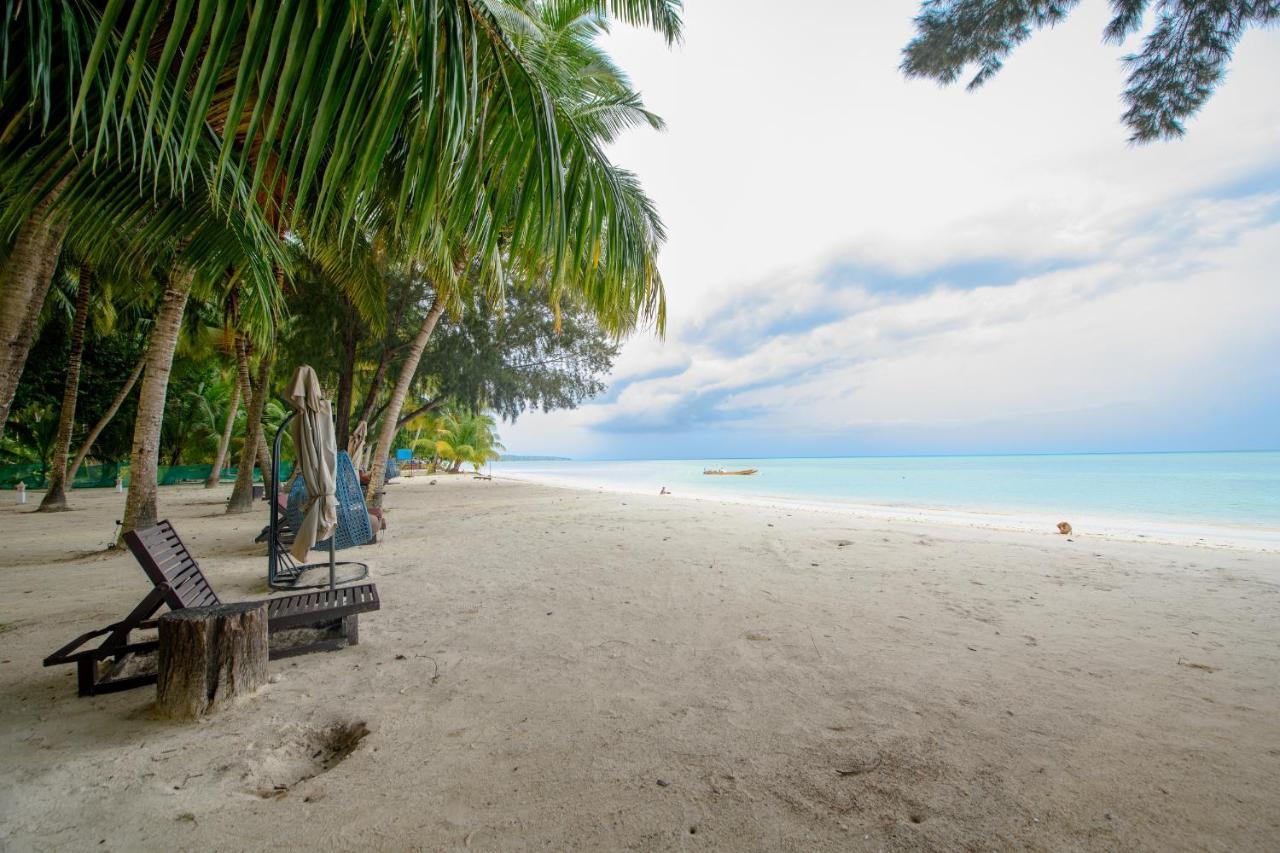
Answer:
493 451 1280 532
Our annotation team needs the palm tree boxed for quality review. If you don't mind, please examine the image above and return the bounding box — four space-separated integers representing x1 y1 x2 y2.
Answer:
1 401 60 480
5 1 681 533
0 177 70 442
276 233 389 447
227 340 275 514
161 376 231 467
66 350 146 485
122 260 197 532
0 5 278 442
434 410 505 473
206 381 242 489
32 161 280 534
2 1 681 441
34 251 156 508
361 0 676 509
36 264 92 511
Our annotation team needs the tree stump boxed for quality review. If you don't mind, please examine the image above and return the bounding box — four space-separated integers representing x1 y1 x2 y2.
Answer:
156 602 268 719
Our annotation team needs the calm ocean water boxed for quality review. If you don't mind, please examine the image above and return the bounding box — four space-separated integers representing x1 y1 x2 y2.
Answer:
493 452 1280 530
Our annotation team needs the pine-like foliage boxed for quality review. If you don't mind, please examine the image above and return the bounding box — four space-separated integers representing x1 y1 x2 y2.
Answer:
425 285 620 422
900 0 1280 142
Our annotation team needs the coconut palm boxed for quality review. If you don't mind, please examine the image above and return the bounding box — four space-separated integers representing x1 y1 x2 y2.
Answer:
275 232 389 448
0 401 59 478
434 411 505 473
0 23 279 447
36 251 158 508
35 263 91 511
63 279 157 485
11 150 284 533
66 350 146 484
360 0 675 509
1 1 681 439
4 0 680 532
206 381 241 488
160 379 224 466
226 337 275 513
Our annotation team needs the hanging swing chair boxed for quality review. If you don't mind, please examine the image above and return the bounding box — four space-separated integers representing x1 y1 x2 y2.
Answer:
267 412 371 591
285 451 374 551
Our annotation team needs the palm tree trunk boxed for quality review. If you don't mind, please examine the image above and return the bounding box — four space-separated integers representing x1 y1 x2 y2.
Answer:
365 295 447 511
67 348 146 484
227 344 274 513
233 335 273 474
120 266 197 537
335 309 357 449
0 177 71 441
205 382 241 488
37 266 92 511
355 292 407 427
396 396 444 429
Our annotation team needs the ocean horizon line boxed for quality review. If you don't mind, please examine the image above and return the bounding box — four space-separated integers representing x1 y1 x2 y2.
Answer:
500 448 1280 464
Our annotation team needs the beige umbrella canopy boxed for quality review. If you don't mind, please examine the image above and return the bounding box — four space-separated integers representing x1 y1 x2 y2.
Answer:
286 366 338 560
348 420 368 472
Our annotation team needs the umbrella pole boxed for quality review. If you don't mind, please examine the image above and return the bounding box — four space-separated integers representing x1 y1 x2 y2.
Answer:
269 411 298 587
329 409 337 591
268 385 367 591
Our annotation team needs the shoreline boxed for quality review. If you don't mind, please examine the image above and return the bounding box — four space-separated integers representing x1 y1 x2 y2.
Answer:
484 469 1280 552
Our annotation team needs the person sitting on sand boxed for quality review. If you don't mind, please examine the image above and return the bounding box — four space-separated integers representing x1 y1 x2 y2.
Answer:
659 486 670 495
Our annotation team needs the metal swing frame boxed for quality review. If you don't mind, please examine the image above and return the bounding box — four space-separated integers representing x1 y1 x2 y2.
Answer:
267 410 369 591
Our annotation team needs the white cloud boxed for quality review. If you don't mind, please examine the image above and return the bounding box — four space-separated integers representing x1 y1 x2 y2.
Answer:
727 222 1280 432
570 201 1273 424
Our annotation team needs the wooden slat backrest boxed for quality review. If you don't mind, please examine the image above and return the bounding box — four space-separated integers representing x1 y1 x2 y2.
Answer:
123 520 222 610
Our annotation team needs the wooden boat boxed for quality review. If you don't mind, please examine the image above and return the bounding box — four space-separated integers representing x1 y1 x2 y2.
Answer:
703 467 758 476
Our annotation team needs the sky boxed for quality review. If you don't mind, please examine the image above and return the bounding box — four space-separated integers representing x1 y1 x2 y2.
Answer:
500 1 1280 460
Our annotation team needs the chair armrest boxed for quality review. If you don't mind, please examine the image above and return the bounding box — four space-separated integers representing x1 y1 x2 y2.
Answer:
43 626 115 666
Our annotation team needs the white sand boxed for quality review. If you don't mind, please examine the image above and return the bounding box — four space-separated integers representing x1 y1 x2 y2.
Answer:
496 470 1280 553
1 476 1277 851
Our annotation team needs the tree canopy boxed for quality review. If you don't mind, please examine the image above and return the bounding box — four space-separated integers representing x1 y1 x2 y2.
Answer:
418 285 621 423
1 1 679 518
900 0 1278 141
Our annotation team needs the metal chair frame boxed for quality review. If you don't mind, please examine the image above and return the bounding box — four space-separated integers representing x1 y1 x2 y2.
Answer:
267 410 369 591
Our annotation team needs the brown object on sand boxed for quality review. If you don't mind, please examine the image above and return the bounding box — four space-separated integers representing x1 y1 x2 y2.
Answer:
43 520 379 696
1058 521 1073 535
156 602 268 719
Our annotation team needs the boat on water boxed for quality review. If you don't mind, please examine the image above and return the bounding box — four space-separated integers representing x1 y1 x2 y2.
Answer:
703 467 759 476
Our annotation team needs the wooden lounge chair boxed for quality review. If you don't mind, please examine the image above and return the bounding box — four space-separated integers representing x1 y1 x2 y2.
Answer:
43 520 380 697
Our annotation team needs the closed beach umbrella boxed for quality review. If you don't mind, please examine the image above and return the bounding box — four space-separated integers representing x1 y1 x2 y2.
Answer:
348 420 368 472
286 366 338 560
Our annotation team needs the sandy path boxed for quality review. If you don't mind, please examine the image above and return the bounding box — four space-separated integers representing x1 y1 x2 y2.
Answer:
0 476 1277 851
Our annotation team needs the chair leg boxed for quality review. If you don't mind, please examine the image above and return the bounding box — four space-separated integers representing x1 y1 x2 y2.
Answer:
77 659 97 697
342 615 359 646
